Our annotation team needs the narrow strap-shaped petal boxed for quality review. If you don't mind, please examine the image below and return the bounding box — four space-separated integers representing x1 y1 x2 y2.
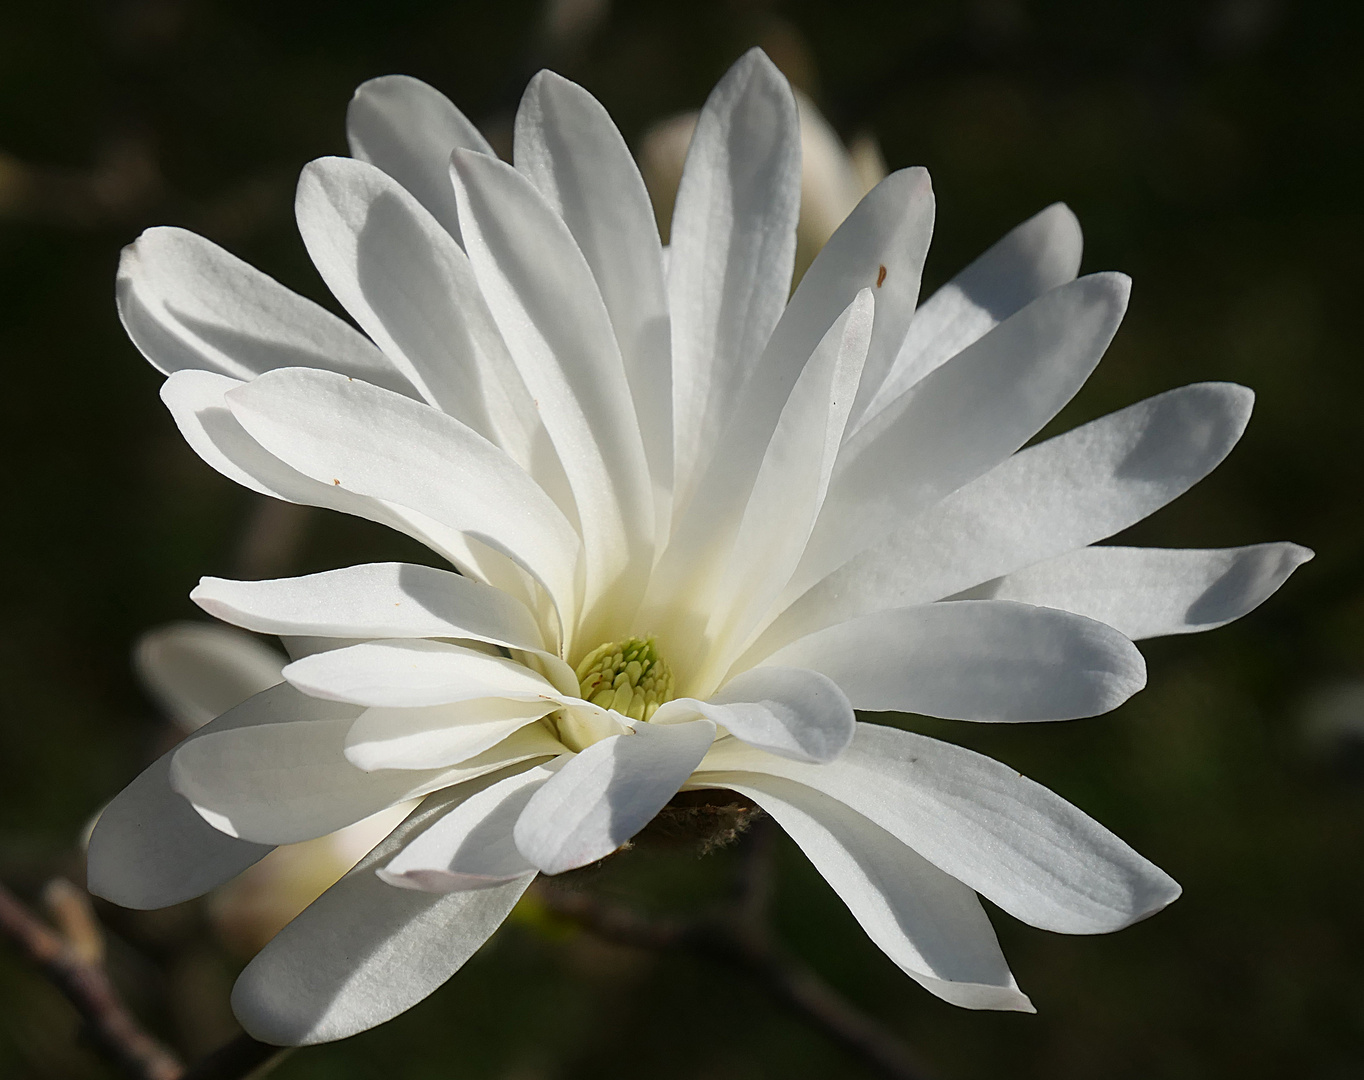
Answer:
788 273 1131 599
513 719 716 874
749 382 1254 662
283 639 564 709
347 74 494 246
83 815 235 919
170 717 413 845
694 724 1181 934
514 71 674 539
226 367 581 627
162 369 324 504
170 705 563 845
345 699 560 772
160 369 540 605
231 787 534 1046
763 167 935 430
647 292 871 686
764 601 1146 721
860 202 1084 428
954 542 1314 640
296 156 549 478
653 666 854 764
667 47 801 509
134 622 285 732
380 764 557 892
695 291 873 686
689 771 1033 1011
450 147 655 641
192 562 546 652
85 686 320 908
117 227 413 393
646 174 919 580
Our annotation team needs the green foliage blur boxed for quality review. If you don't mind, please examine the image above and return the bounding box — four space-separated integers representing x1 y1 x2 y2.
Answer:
0 0 1359 1076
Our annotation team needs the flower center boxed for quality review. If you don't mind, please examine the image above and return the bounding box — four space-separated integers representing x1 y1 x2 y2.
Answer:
574 636 676 721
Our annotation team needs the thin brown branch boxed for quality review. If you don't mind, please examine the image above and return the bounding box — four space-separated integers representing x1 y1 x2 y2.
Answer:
0 877 184 1080
43 877 107 965
534 850 934 1080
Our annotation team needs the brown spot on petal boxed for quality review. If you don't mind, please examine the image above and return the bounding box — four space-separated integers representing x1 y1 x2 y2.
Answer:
876 264 888 288
332 478 341 486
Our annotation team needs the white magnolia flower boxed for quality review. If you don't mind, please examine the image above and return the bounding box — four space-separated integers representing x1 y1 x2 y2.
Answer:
134 623 411 956
87 49 1309 1046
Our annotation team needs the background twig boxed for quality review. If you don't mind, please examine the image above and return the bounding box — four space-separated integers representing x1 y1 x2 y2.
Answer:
0 877 183 1080
0 877 283 1080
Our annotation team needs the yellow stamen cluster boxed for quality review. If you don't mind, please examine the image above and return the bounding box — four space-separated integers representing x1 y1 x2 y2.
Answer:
574 636 675 721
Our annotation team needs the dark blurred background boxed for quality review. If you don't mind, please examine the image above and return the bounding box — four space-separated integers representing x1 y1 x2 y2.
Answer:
1 0 1360 1077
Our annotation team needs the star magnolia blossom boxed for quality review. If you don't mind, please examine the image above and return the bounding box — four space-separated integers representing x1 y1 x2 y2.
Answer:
87 49 1309 1046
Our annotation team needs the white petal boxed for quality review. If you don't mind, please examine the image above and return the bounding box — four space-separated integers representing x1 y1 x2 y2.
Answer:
226 367 581 625
667 47 801 507
380 764 556 891
691 771 1032 1011
159 369 533 598
283 639 562 709
134 621 285 732
192 562 545 651
117 227 411 392
710 291 872 665
231 789 534 1046
766 601 1146 721
646 181 910 599
655 666 854 764
647 292 871 687
790 273 1130 598
170 699 563 845
296 157 546 474
85 686 292 908
751 382 1255 661
862 202 1084 426
513 719 716 874
514 71 673 538
450 147 655 641
955 543 1314 640
171 719 392 843
695 724 1180 934
345 699 559 771
764 167 935 430
346 74 493 245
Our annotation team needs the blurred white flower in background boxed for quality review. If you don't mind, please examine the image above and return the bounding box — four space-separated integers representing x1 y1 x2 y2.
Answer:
135 622 286 735
133 622 412 957
85 48 1309 1047
640 89 886 279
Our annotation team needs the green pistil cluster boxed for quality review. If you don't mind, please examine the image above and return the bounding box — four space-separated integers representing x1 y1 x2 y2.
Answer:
575 636 676 721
